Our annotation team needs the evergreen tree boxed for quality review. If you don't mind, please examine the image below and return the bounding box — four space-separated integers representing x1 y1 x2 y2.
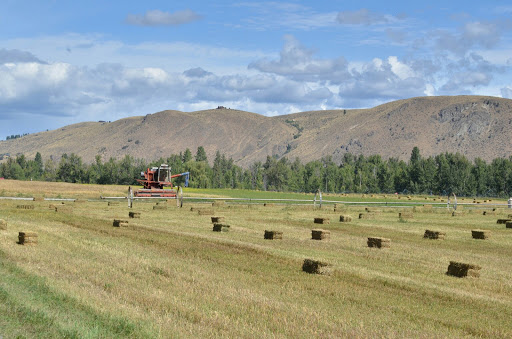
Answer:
195 146 208 162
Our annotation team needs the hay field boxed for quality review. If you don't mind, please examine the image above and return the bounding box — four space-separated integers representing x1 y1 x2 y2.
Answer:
1 181 512 337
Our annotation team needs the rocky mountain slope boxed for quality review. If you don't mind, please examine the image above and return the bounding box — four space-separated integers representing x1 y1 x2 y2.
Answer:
2 96 511 167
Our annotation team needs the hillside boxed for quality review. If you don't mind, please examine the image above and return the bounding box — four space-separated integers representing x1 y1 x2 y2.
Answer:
1 96 511 166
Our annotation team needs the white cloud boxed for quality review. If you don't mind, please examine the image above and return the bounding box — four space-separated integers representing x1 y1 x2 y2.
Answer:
125 9 201 26
336 9 400 26
500 87 512 98
248 35 349 83
235 2 338 30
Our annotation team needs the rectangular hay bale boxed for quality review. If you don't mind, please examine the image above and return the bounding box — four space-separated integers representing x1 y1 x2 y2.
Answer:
113 219 128 227
211 216 225 223
423 229 446 240
314 218 330 224
367 237 390 248
0 219 7 230
18 231 38 245
264 230 283 240
302 259 332 275
446 261 481 278
399 212 414 219
359 213 376 220
471 229 490 240
339 215 352 222
212 223 230 232
198 209 214 216
16 205 34 210
311 229 330 240
153 205 168 210
497 219 511 224
129 211 141 218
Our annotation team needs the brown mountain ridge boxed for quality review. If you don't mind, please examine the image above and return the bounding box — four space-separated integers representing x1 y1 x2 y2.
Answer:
2 95 512 167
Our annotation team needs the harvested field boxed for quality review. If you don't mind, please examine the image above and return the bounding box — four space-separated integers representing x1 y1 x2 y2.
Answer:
0 180 512 337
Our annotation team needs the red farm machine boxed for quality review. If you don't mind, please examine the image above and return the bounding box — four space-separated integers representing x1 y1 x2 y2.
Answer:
135 164 189 198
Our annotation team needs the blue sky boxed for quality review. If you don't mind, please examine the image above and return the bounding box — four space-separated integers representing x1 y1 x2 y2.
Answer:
1 1 511 138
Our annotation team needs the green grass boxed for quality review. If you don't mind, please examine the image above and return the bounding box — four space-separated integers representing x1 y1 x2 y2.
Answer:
0 181 511 337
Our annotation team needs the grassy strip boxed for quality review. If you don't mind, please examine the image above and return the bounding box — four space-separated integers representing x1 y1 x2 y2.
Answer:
0 250 155 338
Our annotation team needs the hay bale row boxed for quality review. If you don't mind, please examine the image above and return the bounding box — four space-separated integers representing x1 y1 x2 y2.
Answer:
264 230 283 240
367 237 390 248
472 230 490 240
211 216 225 223
0 219 7 230
446 261 481 278
311 229 330 240
506 221 512 229
153 205 168 210
129 211 141 218
452 211 465 217
497 218 512 224
339 215 352 222
314 217 330 224
424 229 446 240
113 219 128 227
18 231 37 245
302 259 332 275
16 205 34 210
198 209 214 216
333 204 345 212
365 207 382 213
33 197 44 202
212 223 230 232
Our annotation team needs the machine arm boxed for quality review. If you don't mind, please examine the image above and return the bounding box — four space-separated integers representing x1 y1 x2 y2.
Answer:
170 172 190 187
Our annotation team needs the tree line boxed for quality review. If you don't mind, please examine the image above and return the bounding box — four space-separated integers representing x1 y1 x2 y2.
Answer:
1 146 512 197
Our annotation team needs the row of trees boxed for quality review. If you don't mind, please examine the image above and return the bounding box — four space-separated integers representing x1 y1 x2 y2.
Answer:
6 133 29 140
1 147 512 197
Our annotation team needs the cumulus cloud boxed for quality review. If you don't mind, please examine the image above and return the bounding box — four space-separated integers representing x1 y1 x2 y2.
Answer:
248 35 349 83
336 9 397 25
501 87 512 98
338 57 426 105
433 21 501 55
125 9 201 26
438 53 503 94
0 49 47 64
183 67 212 78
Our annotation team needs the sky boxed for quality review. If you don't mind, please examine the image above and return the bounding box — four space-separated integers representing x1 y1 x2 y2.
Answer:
1 0 512 139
